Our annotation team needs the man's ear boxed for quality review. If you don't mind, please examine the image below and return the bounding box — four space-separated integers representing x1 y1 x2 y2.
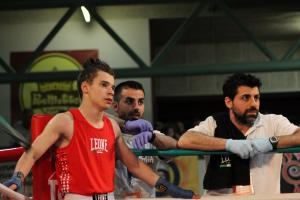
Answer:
112 101 118 112
81 81 89 95
224 96 233 109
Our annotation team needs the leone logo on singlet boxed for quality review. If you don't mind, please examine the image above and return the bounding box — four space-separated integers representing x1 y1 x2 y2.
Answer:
20 53 82 114
90 138 108 154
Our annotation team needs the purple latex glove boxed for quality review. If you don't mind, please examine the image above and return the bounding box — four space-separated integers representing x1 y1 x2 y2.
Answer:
124 119 153 134
132 131 154 149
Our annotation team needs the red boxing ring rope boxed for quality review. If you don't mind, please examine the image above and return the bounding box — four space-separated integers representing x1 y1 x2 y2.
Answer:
0 147 24 162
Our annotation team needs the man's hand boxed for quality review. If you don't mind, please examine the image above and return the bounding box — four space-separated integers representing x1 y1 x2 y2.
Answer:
3 172 22 191
132 131 155 149
250 138 273 155
226 139 254 159
124 119 153 134
155 177 197 199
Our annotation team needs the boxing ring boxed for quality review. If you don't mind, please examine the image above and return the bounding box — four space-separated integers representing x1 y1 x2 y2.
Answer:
0 114 300 199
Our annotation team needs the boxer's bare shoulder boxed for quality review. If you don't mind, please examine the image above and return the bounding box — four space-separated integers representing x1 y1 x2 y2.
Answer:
48 111 74 147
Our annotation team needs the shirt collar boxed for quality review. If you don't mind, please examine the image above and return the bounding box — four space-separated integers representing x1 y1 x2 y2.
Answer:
245 113 263 136
254 112 263 127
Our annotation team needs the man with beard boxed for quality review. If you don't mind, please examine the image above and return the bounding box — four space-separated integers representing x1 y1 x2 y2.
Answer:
112 80 178 198
178 73 300 196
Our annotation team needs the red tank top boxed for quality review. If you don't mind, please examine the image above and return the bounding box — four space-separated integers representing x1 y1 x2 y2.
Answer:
55 109 115 195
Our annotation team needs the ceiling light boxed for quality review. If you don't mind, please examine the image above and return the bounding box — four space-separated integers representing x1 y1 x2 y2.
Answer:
81 6 90 23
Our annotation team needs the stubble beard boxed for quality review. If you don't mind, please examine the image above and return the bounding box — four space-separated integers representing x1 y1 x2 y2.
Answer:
119 111 141 121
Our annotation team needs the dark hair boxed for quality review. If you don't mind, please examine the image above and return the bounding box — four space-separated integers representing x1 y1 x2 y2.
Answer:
77 58 114 98
114 80 144 102
222 73 262 100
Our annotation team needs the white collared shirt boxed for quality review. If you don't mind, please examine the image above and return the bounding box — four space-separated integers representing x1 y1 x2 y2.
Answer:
190 113 298 194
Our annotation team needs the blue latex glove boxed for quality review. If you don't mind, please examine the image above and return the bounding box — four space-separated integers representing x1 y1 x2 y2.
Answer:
124 119 153 134
155 177 195 198
226 139 254 159
3 173 22 191
132 131 154 149
250 138 273 155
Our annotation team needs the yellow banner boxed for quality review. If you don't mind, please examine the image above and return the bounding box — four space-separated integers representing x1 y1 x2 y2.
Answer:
173 156 200 194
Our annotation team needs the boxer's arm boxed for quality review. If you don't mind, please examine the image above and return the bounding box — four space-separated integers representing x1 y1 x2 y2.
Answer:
110 118 159 186
111 119 198 199
3 113 69 191
115 135 197 198
116 134 159 186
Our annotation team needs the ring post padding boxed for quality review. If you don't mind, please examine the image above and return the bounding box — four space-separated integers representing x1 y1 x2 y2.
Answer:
31 114 53 200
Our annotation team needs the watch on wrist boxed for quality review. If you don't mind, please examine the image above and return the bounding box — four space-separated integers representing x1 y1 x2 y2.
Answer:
269 136 279 149
149 132 156 143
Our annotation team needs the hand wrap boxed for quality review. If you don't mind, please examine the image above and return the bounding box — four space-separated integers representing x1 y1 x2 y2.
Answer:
155 177 194 199
3 171 24 191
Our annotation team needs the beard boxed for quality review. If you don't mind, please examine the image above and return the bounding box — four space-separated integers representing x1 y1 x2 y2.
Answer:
120 110 142 120
128 111 142 120
232 107 258 126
